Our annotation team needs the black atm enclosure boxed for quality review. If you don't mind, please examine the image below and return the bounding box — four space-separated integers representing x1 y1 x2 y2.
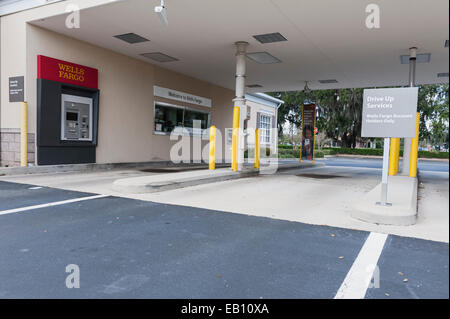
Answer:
37 78 100 165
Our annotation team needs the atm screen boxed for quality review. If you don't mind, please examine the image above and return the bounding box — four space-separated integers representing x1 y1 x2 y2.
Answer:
66 112 78 121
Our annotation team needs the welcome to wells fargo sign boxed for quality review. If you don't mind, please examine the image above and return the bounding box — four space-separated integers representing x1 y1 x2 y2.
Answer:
37 55 98 89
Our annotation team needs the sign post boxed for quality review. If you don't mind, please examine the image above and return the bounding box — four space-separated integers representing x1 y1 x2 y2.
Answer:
300 104 316 162
377 138 392 206
362 87 418 206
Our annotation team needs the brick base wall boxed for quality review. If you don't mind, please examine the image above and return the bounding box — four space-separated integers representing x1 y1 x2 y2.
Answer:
0 129 35 167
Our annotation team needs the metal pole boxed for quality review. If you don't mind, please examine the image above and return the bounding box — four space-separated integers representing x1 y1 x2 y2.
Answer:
377 137 392 206
401 47 416 175
232 41 248 172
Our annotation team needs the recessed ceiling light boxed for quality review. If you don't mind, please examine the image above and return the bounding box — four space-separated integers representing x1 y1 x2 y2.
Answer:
114 33 150 44
437 72 449 78
140 52 178 62
246 84 263 88
445 40 449 48
247 52 281 64
253 32 287 44
319 79 338 84
400 53 431 64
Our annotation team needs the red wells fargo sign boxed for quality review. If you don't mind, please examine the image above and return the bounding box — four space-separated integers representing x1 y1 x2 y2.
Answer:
37 55 98 89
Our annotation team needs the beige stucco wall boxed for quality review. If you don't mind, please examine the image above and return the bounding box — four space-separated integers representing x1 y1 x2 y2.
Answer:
25 25 235 164
1 0 123 166
1 0 278 166
1 0 116 132
1 10 27 131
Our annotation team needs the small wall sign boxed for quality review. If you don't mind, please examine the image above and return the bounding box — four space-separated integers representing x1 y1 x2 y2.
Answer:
154 86 212 107
9 76 24 102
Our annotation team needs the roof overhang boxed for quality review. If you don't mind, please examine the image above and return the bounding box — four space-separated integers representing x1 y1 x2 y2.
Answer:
27 0 449 92
0 0 64 16
246 93 284 109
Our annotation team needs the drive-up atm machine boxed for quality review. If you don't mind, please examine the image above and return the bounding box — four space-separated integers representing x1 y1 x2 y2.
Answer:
61 94 93 141
37 55 99 165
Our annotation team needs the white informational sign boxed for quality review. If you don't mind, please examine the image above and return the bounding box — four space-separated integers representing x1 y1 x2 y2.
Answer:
154 86 212 107
361 87 418 138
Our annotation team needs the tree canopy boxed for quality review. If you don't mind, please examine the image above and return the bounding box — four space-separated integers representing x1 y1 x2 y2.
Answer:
417 84 449 148
271 83 449 149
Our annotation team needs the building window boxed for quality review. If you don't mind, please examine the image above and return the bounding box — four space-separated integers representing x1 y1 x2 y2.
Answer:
226 128 233 145
154 104 184 133
260 114 271 144
154 103 210 135
183 109 209 134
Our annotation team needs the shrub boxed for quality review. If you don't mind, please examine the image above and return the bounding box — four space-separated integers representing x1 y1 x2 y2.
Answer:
321 147 449 159
246 147 274 158
278 148 300 158
278 144 298 150
315 150 324 158
418 151 449 159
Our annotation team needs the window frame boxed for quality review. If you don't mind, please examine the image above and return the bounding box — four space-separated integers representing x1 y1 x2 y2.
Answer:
259 113 271 144
153 101 211 136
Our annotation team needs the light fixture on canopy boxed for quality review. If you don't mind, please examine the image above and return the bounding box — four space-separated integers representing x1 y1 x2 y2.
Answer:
155 0 168 26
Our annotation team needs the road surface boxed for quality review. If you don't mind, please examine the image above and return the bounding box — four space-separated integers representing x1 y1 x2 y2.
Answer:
0 157 448 298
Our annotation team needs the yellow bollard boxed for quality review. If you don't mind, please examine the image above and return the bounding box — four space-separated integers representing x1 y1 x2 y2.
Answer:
231 106 240 171
21 102 28 167
388 138 396 176
389 138 400 175
394 138 400 173
254 128 260 169
409 112 420 178
209 126 216 170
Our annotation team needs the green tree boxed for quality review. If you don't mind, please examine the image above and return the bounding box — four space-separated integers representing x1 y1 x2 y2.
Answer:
270 91 308 138
314 88 364 148
272 89 364 148
417 83 449 148
271 83 448 149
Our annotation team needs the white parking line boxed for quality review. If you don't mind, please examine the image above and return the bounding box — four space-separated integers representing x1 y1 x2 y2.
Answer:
334 232 388 299
0 194 109 216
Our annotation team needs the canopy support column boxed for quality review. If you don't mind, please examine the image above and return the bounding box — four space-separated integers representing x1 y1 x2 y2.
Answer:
232 41 248 172
401 47 417 175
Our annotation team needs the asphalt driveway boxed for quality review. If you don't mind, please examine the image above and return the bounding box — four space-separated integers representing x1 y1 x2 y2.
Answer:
0 181 448 298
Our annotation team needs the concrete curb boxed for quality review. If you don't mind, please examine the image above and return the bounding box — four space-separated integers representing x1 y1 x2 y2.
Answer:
351 175 418 226
325 154 384 159
112 162 324 194
0 159 322 177
325 154 449 162
0 161 229 176
0 157 326 177
113 168 259 194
